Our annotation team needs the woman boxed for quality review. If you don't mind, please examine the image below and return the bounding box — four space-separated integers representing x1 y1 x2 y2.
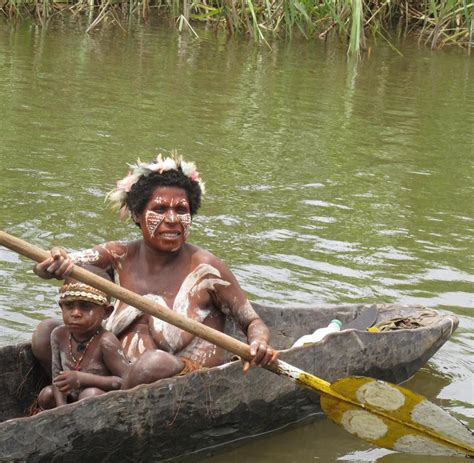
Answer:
32 153 278 388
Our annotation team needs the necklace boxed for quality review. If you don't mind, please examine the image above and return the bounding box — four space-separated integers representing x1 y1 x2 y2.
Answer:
71 333 91 352
68 330 99 371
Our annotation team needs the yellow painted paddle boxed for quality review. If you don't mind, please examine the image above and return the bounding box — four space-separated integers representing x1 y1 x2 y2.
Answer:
1 231 473 458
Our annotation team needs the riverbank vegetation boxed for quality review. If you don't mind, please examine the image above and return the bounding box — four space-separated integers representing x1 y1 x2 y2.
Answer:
1 1 473 53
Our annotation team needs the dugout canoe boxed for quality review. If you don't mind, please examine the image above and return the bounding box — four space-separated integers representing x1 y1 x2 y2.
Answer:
0 303 457 462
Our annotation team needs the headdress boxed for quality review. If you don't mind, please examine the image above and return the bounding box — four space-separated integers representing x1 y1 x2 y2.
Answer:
106 150 205 219
58 283 109 307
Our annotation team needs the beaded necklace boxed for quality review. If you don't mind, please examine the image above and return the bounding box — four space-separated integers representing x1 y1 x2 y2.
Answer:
68 330 99 371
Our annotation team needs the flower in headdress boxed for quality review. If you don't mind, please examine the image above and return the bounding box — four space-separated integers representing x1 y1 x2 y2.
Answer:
181 161 196 177
161 157 178 172
116 172 139 192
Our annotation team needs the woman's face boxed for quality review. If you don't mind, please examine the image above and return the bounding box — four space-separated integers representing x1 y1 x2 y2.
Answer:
137 186 191 252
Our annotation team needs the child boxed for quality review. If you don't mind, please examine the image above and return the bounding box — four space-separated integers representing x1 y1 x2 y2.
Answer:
38 267 129 410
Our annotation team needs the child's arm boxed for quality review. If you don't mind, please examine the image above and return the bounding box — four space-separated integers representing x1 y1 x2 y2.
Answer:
54 332 129 392
54 371 123 392
50 327 67 406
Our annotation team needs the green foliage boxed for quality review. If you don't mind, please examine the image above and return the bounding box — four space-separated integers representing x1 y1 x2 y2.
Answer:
2 0 473 53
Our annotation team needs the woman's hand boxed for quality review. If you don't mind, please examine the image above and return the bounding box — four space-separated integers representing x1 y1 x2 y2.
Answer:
53 370 82 394
33 246 74 280
243 338 279 373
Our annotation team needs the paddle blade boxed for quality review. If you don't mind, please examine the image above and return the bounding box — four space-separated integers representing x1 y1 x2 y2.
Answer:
321 377 474 457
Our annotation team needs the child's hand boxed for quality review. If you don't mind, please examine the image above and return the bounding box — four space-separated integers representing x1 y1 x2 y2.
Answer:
53 370 81 394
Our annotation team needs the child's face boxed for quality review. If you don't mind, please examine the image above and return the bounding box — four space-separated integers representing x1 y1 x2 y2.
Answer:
60 300 107 336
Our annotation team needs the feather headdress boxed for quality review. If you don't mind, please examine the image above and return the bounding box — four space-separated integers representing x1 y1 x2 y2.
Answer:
106 150 205 219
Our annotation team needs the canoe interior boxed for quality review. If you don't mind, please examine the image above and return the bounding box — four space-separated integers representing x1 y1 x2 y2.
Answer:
0 344 47 422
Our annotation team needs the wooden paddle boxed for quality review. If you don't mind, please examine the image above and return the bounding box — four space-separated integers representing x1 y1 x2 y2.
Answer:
1 230 473 458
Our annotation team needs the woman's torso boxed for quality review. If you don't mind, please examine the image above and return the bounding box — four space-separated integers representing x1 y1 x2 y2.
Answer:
77 240 230 366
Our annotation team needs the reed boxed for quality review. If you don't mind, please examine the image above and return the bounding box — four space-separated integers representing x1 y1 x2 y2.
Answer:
2 1 473 52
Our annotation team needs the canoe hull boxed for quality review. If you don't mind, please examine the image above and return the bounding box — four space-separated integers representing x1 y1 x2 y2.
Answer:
0 303 457 462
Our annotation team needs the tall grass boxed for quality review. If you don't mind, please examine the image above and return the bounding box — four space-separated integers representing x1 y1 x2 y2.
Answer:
1 1 473 53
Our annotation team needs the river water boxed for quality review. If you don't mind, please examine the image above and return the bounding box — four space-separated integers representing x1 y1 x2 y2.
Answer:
0 18 473 462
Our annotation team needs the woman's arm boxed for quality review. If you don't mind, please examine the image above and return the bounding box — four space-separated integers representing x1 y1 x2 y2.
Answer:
208 257 278 371
33 242 120 280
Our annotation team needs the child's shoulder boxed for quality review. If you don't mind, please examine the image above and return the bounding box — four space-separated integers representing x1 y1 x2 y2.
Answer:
98 329 121 348
51 324 68 341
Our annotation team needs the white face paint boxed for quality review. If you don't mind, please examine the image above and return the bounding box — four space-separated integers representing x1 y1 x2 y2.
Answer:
145 197 191 240
177 211 191 239
172 197 192 238
145 210 165 238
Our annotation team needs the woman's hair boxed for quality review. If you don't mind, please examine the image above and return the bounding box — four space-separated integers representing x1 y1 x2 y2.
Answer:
126 168 202 218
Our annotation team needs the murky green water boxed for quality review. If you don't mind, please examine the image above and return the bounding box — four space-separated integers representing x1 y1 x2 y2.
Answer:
1 18 473 462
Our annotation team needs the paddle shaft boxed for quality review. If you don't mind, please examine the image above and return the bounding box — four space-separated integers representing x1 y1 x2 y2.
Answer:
0 231 256 363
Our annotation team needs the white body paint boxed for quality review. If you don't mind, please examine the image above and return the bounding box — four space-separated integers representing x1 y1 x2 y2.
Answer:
106 264 231 355
105 304 143 336
157 264 230 352
127 333 140 358
106 244 128 269
138 339 146 355
70 249 100 265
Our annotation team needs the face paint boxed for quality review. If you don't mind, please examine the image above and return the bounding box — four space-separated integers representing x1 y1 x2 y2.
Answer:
145 210 165 238
177 213 191 239
146 196 191 241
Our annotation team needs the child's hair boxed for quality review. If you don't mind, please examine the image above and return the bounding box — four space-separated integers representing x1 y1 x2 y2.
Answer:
60 265 112 306
127 169 202 218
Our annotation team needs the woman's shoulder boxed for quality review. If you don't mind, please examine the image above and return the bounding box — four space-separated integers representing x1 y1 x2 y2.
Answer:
99 240 138 253
186 243 221 266
185 244 231 274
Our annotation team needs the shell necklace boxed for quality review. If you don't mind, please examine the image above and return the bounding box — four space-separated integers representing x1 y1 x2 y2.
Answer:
68 330 99 371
